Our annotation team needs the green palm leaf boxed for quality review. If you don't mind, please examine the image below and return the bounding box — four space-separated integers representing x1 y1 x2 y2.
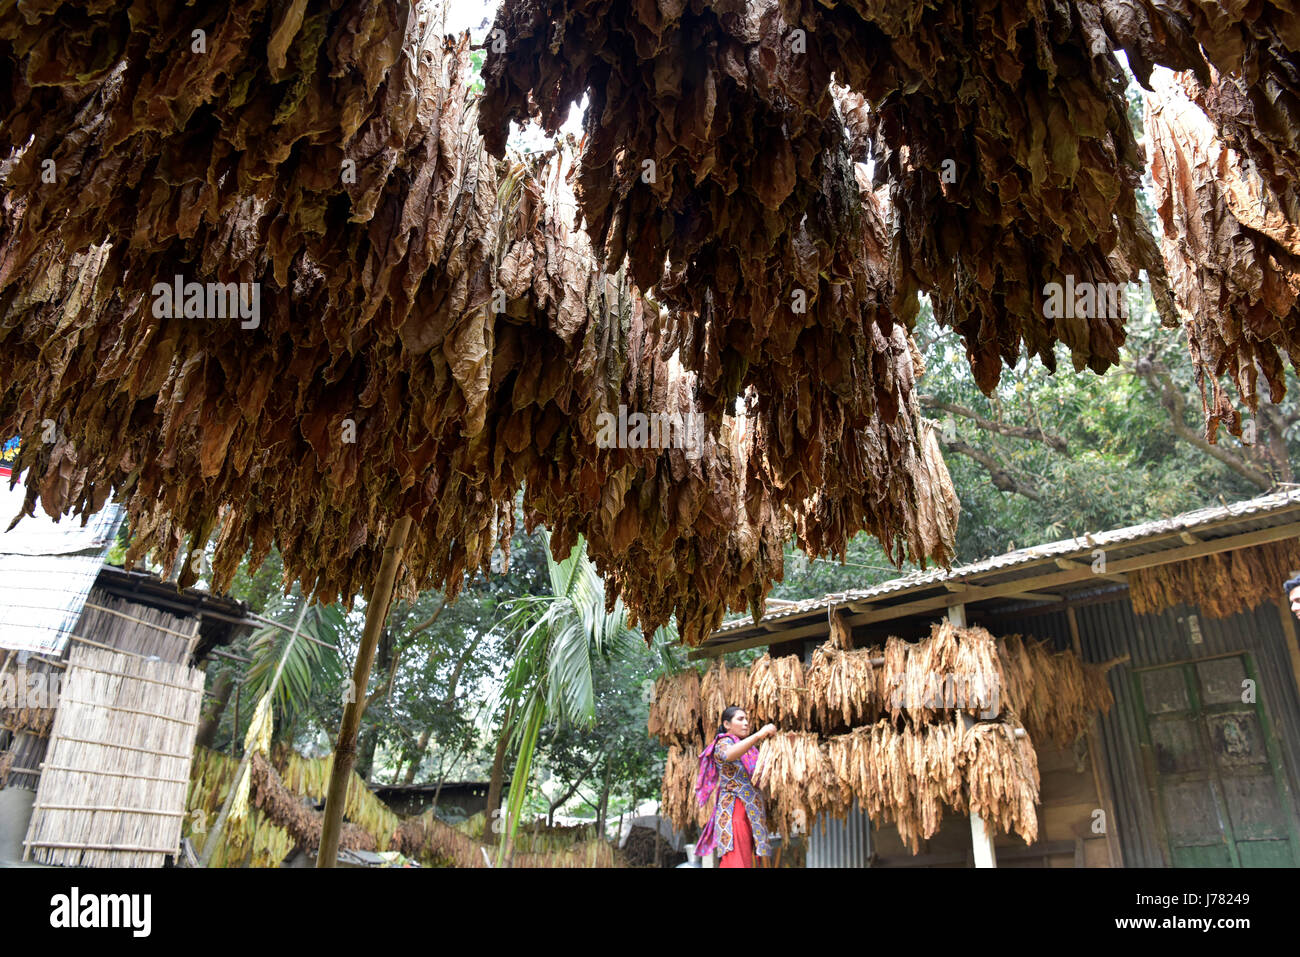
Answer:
242 594 346 732
489 529 670 862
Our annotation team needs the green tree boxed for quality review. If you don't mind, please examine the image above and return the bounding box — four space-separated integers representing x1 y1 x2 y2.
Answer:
488 530 675 863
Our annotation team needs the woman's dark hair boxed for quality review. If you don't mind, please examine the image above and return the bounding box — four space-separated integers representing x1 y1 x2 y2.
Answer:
717 705 744 735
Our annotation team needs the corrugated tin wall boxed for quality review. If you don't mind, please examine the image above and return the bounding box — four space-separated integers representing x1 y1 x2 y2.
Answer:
1002 595 1300 868
807 801 872 867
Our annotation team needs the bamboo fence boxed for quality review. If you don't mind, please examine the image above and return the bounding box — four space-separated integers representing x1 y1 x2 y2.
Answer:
23 644 204 866
73 592 198 660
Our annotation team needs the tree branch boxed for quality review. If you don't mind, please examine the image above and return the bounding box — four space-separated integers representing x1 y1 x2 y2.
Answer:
1133 359 1272 489
938 438 1045 500
920 395 1068 452
439 629 487 708
364 596 450 710
403 596 447 643
548 746 608 818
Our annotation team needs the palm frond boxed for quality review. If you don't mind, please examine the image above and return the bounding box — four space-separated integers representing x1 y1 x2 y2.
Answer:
242 595 346 731
490 528 670 857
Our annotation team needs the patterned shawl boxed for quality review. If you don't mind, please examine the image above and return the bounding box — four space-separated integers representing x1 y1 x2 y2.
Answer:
693 731 758 856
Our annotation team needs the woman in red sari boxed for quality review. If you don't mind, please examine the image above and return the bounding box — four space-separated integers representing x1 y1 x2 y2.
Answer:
694 706 775 867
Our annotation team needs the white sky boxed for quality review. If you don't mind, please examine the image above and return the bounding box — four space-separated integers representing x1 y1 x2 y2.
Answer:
440 0 585 151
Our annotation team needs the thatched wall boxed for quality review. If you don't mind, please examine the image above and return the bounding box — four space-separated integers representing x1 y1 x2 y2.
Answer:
23 645 203 866
0 585 200 790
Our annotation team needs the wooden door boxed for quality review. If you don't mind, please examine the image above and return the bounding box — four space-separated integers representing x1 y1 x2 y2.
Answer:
1134 655 1300 867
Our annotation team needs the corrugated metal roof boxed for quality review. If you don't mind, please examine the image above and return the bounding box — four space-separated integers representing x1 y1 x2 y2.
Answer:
711 489 1300 640
0 474 124 655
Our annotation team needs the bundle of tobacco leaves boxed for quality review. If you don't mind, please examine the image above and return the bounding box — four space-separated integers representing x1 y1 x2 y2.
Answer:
779 0 1178 393
747 651 808 727
699 658 729 736
481 0 1177 397
248 752 376 854
647 668 703 749
752 730 848 836
0 8 522 606
1096 0 1300 423
656 620 1114 851
481 0 964 584
1147 70 1300 436
806 638 878 733
959 717 1041 846
1128 539 1300 620
803 622 1111 743
660 743 712 836
821 718 1036 852
1147 2 1300 184
484 0 1300 439
996 634 1115 747
0 703 55 736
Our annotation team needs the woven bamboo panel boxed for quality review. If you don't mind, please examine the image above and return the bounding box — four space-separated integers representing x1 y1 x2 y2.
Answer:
24 645 203 866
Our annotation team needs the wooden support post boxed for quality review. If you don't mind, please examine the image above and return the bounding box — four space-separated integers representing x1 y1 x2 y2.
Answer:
317 515 413 868
961 711 998 868
1275 595 1300 701
1068 605 1123 867
950 602 998 868
184 617 202 665
947 603 966 628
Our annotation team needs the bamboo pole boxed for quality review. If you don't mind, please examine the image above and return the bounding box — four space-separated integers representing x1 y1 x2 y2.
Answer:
317 515 413 868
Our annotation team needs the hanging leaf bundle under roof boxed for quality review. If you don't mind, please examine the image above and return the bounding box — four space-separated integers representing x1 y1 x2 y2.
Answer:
649 621 1115 750
478 0 1177 400
481 0 1300 428
776 0 1180 391
478 1 960 584
653 621 1111 850
1128 539 1300 619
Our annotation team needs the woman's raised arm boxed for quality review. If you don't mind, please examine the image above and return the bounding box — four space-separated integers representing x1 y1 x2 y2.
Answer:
721 724 776 761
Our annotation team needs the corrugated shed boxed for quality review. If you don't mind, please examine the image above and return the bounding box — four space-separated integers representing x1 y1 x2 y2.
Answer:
1079 596 1300 867
992 593 1300 868
1070 599 1169 869
714 489 1300 637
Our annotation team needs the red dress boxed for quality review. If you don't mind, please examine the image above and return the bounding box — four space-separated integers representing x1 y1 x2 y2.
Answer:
719 801 754 867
